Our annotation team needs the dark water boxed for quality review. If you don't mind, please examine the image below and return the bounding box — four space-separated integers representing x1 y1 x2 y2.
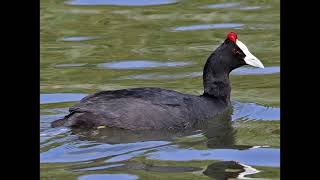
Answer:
41 0 280 179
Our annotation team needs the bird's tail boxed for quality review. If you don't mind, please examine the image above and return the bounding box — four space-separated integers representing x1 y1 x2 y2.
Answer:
51 118 68 128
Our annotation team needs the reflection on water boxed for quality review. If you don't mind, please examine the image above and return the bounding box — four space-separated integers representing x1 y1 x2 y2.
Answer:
73 164 125 172
66 0 177 6
203 161 261 179
206 3 264 11
60 36 98 42
41 0 279 178
41 140 170 163
232 101 280 121
55 63 88 67
232 66 280 75
202 109 237 149
171 23 244 31
97 60 193 70
204 161 245 179
239 6 263 10
78 174 138 180
206 3 240 9
119 66 280 80
147 146 279 167
75 161 202 173
41 106 279 167
40 94 279 178
40 93 87 104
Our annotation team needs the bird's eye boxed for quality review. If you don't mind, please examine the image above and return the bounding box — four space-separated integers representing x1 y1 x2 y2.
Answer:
233 49 241 55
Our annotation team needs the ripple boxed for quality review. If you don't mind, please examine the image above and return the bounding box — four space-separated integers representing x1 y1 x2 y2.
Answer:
40 127 70 143
207 3 240 9
231 66 280 75
147 146 279 167
171 23 244 31
60 36 98 42
121 66 279 80
55 63 87 68
232 101 280 121
97 60 192 70
41 108 70 115
120 72 201 80
74 164 125 172
105 150 148 163
78 174 138 180
239 6 262 10
66 0 177 6
40 93 88 104
206 3 263 10
40 141 169 163
40 114 67 123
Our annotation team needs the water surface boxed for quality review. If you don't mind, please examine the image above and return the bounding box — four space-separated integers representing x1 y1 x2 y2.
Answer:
61 36 98 42
41 0 280 179
206 3 264 11
66 0 177 6
78 174 138 180
120 66 280 80
97 60 193 69
172 23 244 31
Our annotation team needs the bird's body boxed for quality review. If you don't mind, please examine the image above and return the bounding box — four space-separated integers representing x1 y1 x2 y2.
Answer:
52 88 228 130
51 32 264 130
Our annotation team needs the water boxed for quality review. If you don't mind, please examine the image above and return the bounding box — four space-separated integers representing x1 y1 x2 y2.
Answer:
61 36 99 42
41 0 280 179
97 60 193 69
40 93 87 104
206 3 240 9
206 3 265 11
171 23 244 31
78 174 138 180
55 63 88 67
65 0 177 6
119 66 280 80
147 146 279 167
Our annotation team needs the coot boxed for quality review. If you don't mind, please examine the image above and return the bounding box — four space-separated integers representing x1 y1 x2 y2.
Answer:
51 32 264 130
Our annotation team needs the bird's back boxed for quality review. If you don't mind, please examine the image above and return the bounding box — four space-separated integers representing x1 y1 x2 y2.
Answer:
52 88 228 130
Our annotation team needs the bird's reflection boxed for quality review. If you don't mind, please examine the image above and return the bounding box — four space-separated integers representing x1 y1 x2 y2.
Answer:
71 125 199 144
198 107 252 150
70 107 254 179
71 107 239 146
203 161 245 180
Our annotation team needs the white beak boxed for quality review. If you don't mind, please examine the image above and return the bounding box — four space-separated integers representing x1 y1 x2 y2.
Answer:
236 40 264 68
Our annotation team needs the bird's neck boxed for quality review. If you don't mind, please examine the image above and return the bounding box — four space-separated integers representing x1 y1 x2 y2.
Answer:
202 56 231 103
202 73 231 103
